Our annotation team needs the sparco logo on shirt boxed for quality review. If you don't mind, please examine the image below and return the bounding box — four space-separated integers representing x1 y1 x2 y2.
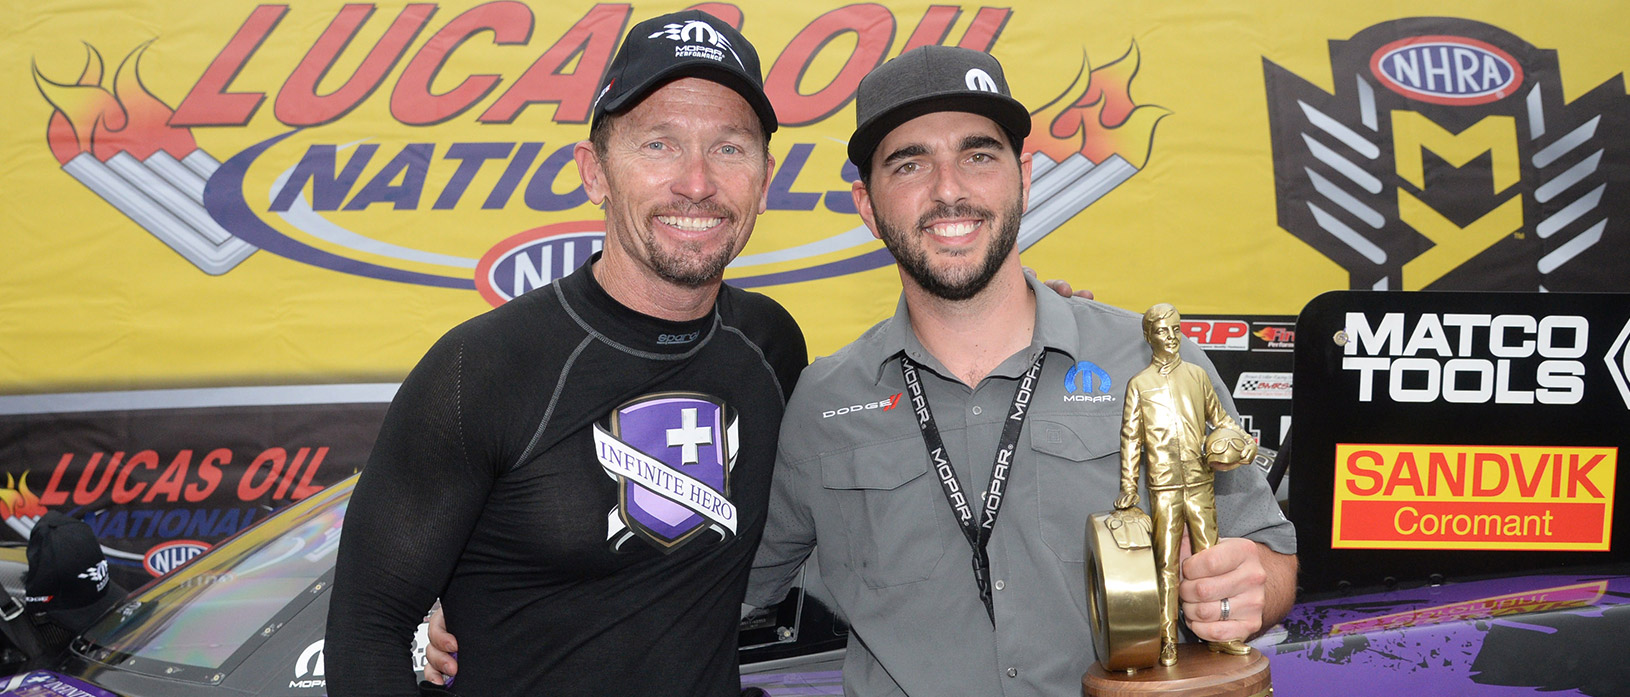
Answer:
1341 311 1588 404
822 393 902 418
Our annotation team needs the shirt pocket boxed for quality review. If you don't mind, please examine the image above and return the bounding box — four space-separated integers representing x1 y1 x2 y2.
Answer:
821 441 953 589
1031 415 1122 563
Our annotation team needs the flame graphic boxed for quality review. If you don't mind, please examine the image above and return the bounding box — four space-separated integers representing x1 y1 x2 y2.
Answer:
34 42 197 165
1025 42 1169 169
0 472 50 521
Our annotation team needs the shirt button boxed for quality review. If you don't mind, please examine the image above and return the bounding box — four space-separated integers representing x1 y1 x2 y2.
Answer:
1006 668 1018 678
994 579 1006 591
972 405 983 415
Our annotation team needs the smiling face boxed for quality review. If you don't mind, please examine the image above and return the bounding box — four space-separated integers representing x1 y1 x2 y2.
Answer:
576 77 773 288
853 110 1030 301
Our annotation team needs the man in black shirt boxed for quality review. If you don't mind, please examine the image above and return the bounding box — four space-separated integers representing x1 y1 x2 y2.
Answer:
325 11 806 697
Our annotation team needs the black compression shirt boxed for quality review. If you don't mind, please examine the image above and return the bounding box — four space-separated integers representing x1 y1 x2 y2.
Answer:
327 258 807 697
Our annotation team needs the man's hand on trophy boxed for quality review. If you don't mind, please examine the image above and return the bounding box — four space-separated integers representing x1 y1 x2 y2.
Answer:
1113 490 1139 510
1177 536 1268 642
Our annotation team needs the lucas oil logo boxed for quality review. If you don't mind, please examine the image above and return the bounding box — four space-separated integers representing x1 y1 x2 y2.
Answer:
1264 18 1630 294
30 5 1165 307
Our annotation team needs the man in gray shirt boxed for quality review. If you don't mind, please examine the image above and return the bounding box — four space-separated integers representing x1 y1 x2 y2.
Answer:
743 46 1296 696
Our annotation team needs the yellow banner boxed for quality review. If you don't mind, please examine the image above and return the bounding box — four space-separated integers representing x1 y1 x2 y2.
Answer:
2 1 1626 390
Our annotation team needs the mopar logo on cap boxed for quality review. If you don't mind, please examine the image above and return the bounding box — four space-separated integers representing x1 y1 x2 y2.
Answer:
1370 36 1522 105
144 540 210 577
965 68 998 92
475 222 604 307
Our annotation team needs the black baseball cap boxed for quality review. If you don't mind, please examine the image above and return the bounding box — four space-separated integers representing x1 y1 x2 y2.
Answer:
24 511 127 633
591 10 777 135
849 45 1031 173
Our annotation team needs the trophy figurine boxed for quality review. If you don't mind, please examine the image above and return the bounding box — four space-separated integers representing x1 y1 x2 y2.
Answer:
1082 304 1268 696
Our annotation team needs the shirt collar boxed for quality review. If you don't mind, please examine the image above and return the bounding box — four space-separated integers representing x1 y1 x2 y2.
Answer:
863 274 1084 385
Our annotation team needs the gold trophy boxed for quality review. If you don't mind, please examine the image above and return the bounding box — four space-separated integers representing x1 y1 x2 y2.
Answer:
1082 304 1272 696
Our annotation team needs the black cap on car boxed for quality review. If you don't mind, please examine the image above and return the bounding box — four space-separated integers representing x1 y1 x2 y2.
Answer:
591 10 777 135
849 45 1030 173
24 511 126 633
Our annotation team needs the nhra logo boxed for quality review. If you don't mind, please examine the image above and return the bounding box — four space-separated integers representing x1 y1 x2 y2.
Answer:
475 223 604 306
1264 18 1630 293
143 540 210 577
1370 36 1521 106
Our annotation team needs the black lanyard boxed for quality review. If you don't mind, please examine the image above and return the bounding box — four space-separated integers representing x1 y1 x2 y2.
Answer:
900 351 1046 625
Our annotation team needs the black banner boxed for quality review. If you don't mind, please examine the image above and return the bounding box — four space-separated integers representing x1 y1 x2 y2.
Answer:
1291 291 1630 591
0 387 390 589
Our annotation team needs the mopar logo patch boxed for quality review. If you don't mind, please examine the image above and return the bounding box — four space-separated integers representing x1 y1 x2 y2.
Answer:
1064 361 1115 403
474 223 603 307
144 540 210 577
1371 36 1521 105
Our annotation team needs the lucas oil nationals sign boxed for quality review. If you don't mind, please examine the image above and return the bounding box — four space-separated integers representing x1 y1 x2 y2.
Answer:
1290 291 1630 591
0 387 388 589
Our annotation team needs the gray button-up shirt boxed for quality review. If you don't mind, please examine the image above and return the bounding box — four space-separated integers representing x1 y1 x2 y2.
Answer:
747 277 1296 697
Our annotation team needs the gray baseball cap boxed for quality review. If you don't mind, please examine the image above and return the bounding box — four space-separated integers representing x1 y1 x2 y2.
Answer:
848 45 1030 172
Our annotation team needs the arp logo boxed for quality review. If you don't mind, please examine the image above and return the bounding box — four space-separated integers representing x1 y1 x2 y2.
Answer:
1180 320 1249 351
1264 18 1630 293
475 223 604 307
143 540 210 577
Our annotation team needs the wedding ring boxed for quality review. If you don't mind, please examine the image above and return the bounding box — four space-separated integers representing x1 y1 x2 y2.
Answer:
1219 596 1231 621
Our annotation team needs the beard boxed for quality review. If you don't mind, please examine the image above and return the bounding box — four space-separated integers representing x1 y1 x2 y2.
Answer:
876 198 1023 301
637 232 735 288
609 199 740 288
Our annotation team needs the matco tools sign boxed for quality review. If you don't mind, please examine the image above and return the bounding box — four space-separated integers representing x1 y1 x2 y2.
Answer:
1290 290 1629 591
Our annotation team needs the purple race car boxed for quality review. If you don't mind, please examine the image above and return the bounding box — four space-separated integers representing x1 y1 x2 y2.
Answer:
0 473 1623 696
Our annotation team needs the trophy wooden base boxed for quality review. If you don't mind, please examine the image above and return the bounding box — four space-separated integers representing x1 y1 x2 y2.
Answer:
1083 644 1271 697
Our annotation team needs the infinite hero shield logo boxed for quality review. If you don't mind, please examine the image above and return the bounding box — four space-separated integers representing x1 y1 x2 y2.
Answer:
594 392 739 553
